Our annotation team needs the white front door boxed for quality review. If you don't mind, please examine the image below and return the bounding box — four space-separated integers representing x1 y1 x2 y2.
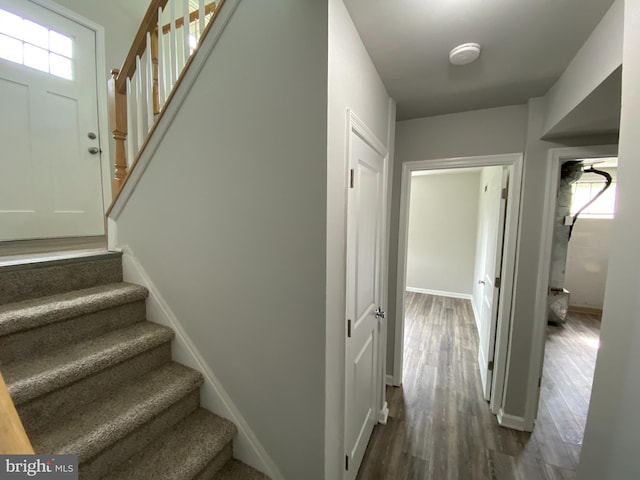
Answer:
344 126 386 479
0 0 104 241
477 167 509 400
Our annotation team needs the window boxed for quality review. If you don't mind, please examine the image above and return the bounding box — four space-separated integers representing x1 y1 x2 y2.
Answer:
570 179 617 219
0 8 73 80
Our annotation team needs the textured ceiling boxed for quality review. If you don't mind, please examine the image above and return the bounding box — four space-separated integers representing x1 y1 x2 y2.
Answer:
344 0 616 120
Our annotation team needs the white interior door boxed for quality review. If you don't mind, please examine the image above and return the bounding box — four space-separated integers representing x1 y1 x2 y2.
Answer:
477 167 509 400
344 128 385 480
0 0 104 241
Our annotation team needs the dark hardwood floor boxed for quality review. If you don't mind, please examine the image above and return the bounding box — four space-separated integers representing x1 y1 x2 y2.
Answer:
356 293 601 480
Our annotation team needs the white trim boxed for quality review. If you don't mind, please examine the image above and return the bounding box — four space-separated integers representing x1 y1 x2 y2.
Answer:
378 401 389 425
385 374 396 386
497 408 528 431
393 153 523 421
108 0 241 220
120 245 284 480
27 0 113 219
525 144 618 428
405 287 472 300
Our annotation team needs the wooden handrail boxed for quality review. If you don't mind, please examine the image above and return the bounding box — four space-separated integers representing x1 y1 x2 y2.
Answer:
161 2 217 34
0 371 34 454
116 0 169 94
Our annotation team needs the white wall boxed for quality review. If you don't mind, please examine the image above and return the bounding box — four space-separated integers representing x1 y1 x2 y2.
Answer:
577 1 640 477
113 2 328 478
388 104 528 374
326 0 394 477
542 0 623 136
406 171 480 297
565 218 613 310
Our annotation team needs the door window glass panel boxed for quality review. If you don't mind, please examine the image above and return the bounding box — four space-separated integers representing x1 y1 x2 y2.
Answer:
24 43 48 72
0 8 73 80
0 9 22 39
49 30 71 57
23 19 48 49
0 33 22 63
49 52 71 79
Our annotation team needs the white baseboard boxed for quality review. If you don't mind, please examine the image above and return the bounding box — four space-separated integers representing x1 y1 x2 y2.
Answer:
406 287 473 300
120 246 284 480
497 408 529 432
385 374 397 386
378 401 389 424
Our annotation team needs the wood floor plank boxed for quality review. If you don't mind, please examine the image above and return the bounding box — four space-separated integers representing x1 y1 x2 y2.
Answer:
356 293 599 479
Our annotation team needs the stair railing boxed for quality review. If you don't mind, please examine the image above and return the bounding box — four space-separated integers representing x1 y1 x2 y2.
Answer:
0 371 34 454
108 0 224 198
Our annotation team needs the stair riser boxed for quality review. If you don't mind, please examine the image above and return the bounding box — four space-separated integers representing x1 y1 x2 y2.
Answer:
0 257 123 305
193 443 233 480
0 301 147 364
80 389 200 479
8 324 174 405
19 343 172 436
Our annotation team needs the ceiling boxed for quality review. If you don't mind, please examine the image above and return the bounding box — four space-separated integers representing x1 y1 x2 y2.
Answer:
343 0 616 121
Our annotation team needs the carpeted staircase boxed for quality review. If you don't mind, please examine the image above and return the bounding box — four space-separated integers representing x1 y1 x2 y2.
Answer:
0 251 268 479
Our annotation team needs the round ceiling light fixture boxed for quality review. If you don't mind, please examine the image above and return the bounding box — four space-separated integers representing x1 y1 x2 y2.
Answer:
449 43 481 65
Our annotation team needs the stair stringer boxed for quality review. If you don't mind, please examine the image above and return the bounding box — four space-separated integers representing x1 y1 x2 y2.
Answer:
119 245 284 480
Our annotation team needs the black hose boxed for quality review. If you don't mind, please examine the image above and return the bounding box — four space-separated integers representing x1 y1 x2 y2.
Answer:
569 167 613 240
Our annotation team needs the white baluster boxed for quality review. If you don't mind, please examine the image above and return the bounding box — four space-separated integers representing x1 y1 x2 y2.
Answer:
126 77 135 165
198 0 205 39
146 31 154 128
157 6 165 106
170 0 178 86
183 0 190 60
135 56 144 150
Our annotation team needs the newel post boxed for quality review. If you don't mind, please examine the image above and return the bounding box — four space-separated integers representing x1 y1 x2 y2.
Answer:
108 68 128 197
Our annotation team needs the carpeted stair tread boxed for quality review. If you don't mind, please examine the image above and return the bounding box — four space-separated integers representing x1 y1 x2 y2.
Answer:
103 408 236 480
31 362 203 461
0 254 123 305
214 459 270 479
4 322 173 405
0 282 148 336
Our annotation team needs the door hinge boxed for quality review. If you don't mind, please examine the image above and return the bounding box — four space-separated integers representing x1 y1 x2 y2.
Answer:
488 360 494 371
501 187 508 199
539 377 542 388
347 319 352 338
495 277 501 289
349 169 355 189
345 454 349 471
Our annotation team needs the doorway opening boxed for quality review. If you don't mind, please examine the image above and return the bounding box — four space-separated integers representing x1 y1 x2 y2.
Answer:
393 153 523 419
535 151 618 470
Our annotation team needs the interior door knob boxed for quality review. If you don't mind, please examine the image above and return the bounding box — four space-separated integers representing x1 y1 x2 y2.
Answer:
375 307 385 319
478 280 485 285
88 147 100 154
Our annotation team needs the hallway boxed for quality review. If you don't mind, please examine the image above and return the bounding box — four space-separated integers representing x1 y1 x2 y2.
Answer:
356 293 600 480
